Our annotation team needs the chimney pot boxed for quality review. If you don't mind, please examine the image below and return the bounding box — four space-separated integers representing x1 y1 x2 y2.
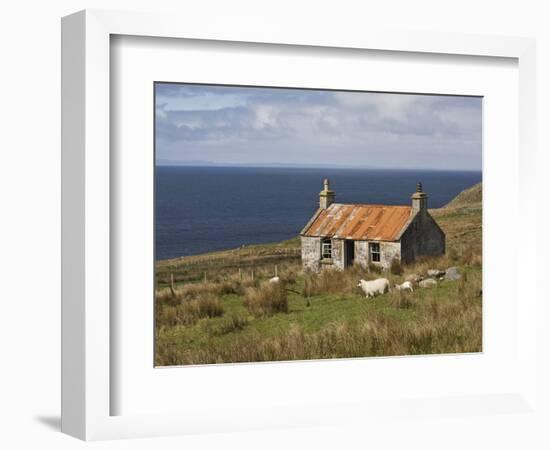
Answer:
319 178 335 209
411 181 428 213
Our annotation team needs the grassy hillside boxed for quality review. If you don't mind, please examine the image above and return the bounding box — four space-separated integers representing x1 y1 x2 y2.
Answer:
156 237 301 287
155 184 482 366
431 182 482 261
444 182 482 208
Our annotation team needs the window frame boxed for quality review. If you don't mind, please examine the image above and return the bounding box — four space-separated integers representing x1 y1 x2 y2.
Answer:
321 238 332 260
369 242 381 263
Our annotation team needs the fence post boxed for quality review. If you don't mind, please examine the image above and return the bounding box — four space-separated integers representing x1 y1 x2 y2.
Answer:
170 273 176 296
275 265 278 277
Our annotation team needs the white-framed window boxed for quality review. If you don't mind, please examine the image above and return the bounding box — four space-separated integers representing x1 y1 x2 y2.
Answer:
369 242 381 262
321 238 332 259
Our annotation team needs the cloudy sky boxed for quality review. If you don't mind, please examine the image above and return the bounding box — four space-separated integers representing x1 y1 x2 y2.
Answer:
155 83 482 171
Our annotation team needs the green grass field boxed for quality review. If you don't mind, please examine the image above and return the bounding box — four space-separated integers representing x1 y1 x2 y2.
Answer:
155 182 482 366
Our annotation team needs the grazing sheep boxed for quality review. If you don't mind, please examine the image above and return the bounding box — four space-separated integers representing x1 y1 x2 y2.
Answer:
395 281 414 292
357 278 390 298
419 278 437 288
405 273 422 283
427 269 445 278
268 276 280 283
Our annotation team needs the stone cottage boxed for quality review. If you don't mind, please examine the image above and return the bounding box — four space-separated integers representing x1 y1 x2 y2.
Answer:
300 179 445 271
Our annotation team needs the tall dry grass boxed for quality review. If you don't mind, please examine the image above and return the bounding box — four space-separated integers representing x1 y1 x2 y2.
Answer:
200 312 249 336
401 242 481 279
156 267 482 366
303 266 368 297
157 301 481 365
156 294 224 328
243 282 288 317
302 264 412 298
155 280 229 329
155 264 300 329
156 274 257 307
390 258 404 275
388 288 416 309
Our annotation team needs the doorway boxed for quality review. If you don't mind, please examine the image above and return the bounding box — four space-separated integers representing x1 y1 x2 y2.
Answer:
344 240 355 267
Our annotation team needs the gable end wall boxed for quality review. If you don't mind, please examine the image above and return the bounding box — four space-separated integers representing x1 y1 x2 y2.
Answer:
400 211 445 263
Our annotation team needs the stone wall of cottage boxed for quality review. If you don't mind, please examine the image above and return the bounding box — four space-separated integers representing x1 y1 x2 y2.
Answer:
354 240 401 269
300 236 321 272
378 241 402 269
302 237 404 271
355 241 369 268
331 239 345 270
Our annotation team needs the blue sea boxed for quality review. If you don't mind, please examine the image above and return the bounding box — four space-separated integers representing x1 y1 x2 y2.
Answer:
155 166 481 261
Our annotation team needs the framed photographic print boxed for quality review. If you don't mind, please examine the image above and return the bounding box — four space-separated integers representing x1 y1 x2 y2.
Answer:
62 9 538 441
153 82 482 367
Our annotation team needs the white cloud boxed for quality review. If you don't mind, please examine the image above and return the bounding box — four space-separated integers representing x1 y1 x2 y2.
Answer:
155 84 482 171
333 91 422 120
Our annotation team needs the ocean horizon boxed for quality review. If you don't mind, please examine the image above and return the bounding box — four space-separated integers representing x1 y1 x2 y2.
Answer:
155 166 481 261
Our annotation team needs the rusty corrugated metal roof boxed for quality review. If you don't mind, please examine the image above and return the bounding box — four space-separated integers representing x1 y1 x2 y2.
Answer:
302 203 413 241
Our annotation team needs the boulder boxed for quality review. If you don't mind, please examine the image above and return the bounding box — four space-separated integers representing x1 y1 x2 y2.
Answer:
445 266 461 281
427 269 445 278
419 278 437 288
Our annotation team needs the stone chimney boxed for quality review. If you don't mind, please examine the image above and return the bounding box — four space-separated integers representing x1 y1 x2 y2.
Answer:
319 178 335 209
411 182 428 213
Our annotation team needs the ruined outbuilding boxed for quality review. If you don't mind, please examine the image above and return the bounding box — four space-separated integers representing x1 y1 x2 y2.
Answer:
300 179 445 271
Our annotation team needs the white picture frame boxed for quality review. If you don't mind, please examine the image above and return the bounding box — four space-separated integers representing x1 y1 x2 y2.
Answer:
61 9 537 441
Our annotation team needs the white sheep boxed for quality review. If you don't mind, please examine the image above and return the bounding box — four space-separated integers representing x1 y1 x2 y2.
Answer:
395 280 414 292
357 278 390 298
419 278 437 288
268 276 280 283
